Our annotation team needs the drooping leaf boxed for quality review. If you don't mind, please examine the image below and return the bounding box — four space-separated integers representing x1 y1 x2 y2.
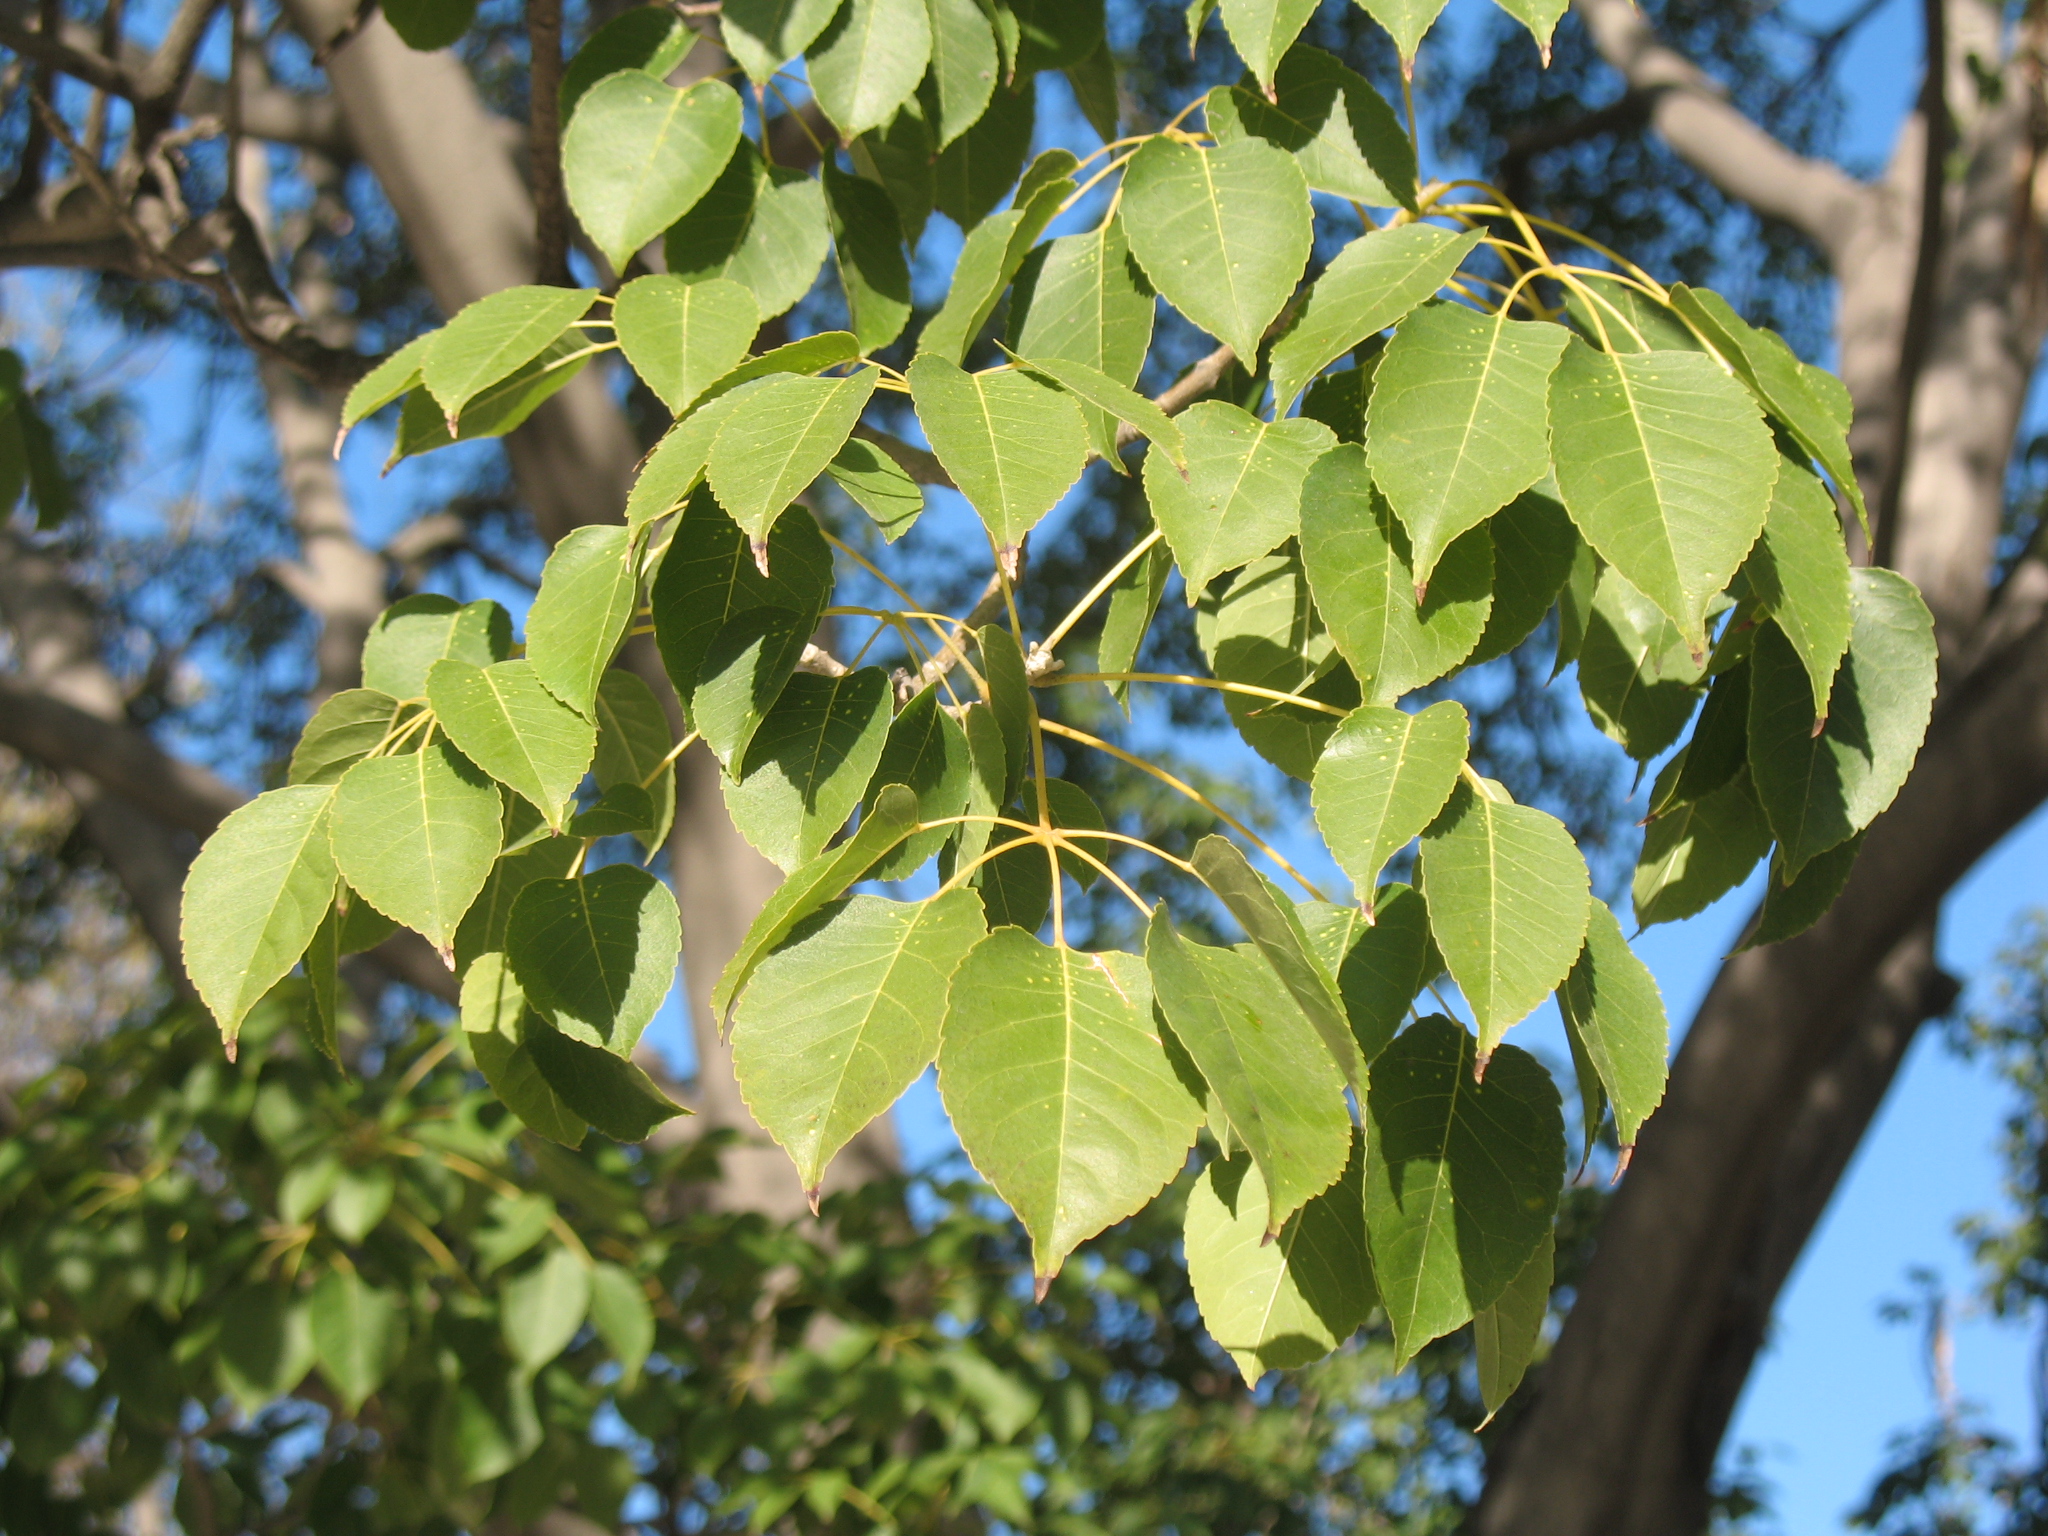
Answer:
1018 777 1110 889
1098 532 1172 708
330 743 502 953
1268 227 1478 415
508 865 682 1056
182 785 338 1045
1146 404 1332 597
724 667 894 870
862 683 974 880
338 334 432 441
1205 46 1416 209
933 83 1035 232
926 0 1000 145
909 355 1089 562
1552 537 1599 679
733 890 986 1195
825 437 925 539
311 1271 405 1413
524 1017 689 1140
1576 565 1705 762
1417 777 1589 1059
1739 831 1866 949
664 139 832 319
919 183 1066 364
215 1287 315 1415
305 903 343 1059
1473 1230 1552 1419
524 526 636 718
943 702 1007 881
1147 911 1352 1231
387 339 591 463
559 8 697 117
1547 339 1778 652
1555 900 1668 1148
708 367 880 547
562 74 744 271
1362 1017 1563 1364
290 689 414 786
1656 660 1749 813
1746 570 1935 875
1366 302 1568 591
1300 883 1438 1063
421 286 597 425
461 949 530 1042
809 0 933 138
720 0 842 82
1311 700 1468 900
1219 0 1317 92
468 1016 588 1147
937 930 1204 1285
1466 487 1579 667
1633 770 1772 928
1008 213 1155 463
613 275 759 415
361 594 509 700
500 1246 591 1370
1065 36 1119 141
1120 135 1311 363
1183 1143 1373 1384
1743 455 1852 725
824 164 913 353
427 659 597 831
1196 548 1357 779
1298 444 1493 703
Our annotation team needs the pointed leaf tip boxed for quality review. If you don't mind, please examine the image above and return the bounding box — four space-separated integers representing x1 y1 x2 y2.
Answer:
1613 1144 1634 1180
806 1186 821 1216
751 537 772 578
1033 1273 1052 1303
223 1038 238 1064
1473 1049 1490 1084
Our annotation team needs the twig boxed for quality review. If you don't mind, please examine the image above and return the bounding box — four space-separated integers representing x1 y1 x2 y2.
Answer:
528 0 571 286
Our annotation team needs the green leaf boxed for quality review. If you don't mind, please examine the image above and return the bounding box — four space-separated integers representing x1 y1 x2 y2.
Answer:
361 594 509 700
1467 487 1579 668
1633 771 1772 929
624 382 781 534
862 684 974 880
692 607 813 768
1547 339 1778 652
330 742 502 954
1298 444 1493 703
468 1017 587 1146
216 1288 315 1416
1191 835 1359 1086
182 785 338 1045
1740 831 1865 950
721 0 842 82
665 139 831 319
290 689 414 786
1418 777 1589 1059
734 890 986 1197
1065 36 1119 141
461 950 530 1042
1561 273 1700 355
1474 1230 1551 1419
1099 534 1172 709
1183 1143 1373 1384
909 356 1089 562
1206 47 1416 209
501 1247 590 1370
614 275 759 415
382 0 476 50
1014 349 1186 467
564 74 743 271
526 526 636 718
1008 213 1155 464
1491 0 1566 59
1311 700 1468 899
920 185 1066 364
944 701 1007 879
388 336 591 461
725 667 894 870
810 0 933 138
926 0 1000 145
1552 536 1599 679
1576 565 1705 761
1220 0 1317 92
1196 548 1358 779
824 164 913 353
1004 0 1103 70
592 670 677 855
421 286 597 425
1656 659 1749 813
1355 0 1448 64
509 865 681 1056
569 784 658 837
825 437 924 540
1366 303 1568 591
704 332 863 401
708 367 879 549
306 903 343 1059
1556 900 1667 1147
454 839 581 973
560 8 697 117
1147 912 1351 1232
1017 777 1110 888
1146 404 1332 597
1744 456 1852 725
977 624 1035 806
524 1018 689 1140
329 1172 398 1250
311 1270 405 1413
711 783 924 1019
427 659 596 832
649 490 832 723
587 1263 655 1387
1747 569 1935 875
1121 135 1310 363
1300 883 1437 1063
938 930 1203 1285
931 84 1032 232
1362 1017 1563 1363
339 334 432 440
1269 227 1477 416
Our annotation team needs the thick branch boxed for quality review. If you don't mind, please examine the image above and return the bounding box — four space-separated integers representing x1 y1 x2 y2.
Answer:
0 12 135 96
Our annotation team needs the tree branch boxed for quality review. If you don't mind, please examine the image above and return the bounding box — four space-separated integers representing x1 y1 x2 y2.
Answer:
526 0 569 286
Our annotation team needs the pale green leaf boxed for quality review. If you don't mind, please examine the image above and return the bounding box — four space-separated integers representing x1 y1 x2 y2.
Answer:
1354 0 1448 64
708 367 880 546
691 606 813 768
1298 444 1493 703
724 667 894 870
1120 135 1311 363
468 1017 588 1146
1311 699 1468 898
427 659 597 832
1366 303 1568 590
560 8 697 117
1207 46 1416 209
1547 339 1778 652
339 334 431 439
1220 0 1317 92
1744 455 1852 725
1098 533 1172 708
825 437 924 540
1008 213 1155 464
526 526 636 717
1269 226 1477 414
623 390 747 534
937 930 1204 1285
1561 273 1700 354
1417 777 1589 1058
387 336 590 462
1491 0 1565 58
1184 1144 1373 1384
977 624 1034 805
1362 1017 1563 1363
524 1018 688 1140
421 286 597 424
919 185 1066 364
460 950 529 1041
1747 568 1935 875
1196 548 1358 779
587 1262 654 1387
1474 1230 1551 1419
909 355 1089 560
311 1270 405 1412
1146 403 1331 597
454 839 580 974
182 784 338 1045
1147 910 1352 1231
720 0 841 82
809 0 932 138
1299 882 1437 1063
734 890 986 1196
614 275 759 415
824 164 912 353
290 688 413 786
1633 771 1771 929
361 594 509 700
1013 349 1186 467
562 74 743 271
665 139 831 319
862 683 973 880
1555 900 1667 1148
508 864 681 1056
703 332 862 402
330 742 502 953
328 1173 396 1244
926 0 999 146
501 1246 590 1370
1576 564 1704 761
